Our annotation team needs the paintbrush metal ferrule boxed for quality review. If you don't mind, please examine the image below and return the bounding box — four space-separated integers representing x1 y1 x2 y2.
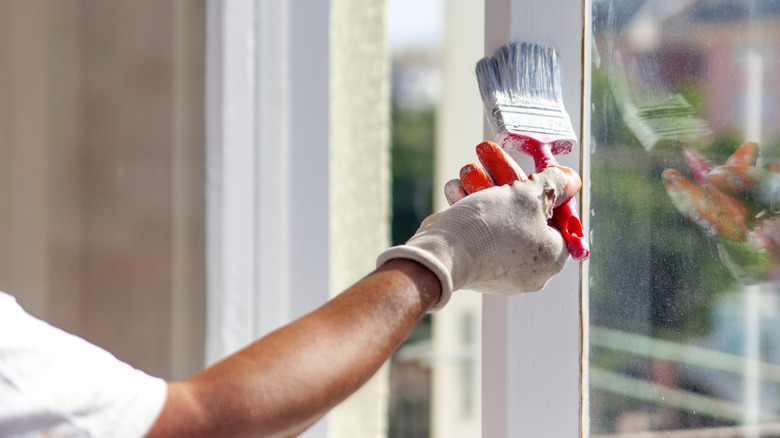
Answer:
492 104 576 154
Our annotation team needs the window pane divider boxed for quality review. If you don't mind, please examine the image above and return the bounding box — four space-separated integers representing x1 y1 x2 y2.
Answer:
482 1 587 436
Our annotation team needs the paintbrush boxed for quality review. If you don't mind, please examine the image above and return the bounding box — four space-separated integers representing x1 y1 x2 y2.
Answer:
476 41 589 261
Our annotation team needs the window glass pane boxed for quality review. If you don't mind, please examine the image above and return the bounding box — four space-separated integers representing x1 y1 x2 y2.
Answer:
590 0 780 435
0 0 205 381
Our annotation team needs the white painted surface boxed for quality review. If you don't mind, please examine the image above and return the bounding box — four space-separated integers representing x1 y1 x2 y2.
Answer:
254 0 332 341
432 1 484 437
285 0 331 324
205 0 332 361
256 0 291 338
205 2 331 437
204 0 258 364
482 0 585 436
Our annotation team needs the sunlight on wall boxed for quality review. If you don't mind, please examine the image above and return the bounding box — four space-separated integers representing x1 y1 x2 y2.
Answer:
329 1 392 437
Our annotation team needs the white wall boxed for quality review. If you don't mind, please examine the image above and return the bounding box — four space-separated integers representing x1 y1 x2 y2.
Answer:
329 1 392 436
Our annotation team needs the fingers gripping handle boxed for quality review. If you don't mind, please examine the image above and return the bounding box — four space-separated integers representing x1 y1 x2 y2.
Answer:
451 141 589 261
553 199 589 261
522 139 589 261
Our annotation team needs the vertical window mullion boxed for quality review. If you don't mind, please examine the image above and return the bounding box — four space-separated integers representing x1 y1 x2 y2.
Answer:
204 0 258 365
481 0 586 436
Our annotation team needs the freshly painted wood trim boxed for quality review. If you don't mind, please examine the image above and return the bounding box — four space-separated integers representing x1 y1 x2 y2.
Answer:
482 0 586 436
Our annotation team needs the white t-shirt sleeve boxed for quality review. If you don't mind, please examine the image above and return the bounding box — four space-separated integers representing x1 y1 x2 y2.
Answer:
0 291 168 438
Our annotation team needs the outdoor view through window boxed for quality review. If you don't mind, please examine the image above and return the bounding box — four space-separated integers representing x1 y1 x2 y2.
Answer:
589 0 780 435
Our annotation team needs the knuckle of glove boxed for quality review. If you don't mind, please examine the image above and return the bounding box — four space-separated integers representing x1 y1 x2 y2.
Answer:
461 181 569 295
480 208 568 295
508 178 554 219
531 166 567 190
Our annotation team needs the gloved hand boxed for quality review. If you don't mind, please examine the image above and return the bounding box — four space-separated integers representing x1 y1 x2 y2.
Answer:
377 141 582 310
663 142 780 283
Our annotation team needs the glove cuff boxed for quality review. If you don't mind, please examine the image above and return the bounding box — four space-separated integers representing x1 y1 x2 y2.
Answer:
376 245 453 311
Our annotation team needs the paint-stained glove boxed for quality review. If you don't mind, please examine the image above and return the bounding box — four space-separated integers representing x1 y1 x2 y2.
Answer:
377 141 581 310
663 142 780 283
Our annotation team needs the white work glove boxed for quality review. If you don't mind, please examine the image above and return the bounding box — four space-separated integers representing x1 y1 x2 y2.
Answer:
377 166 574 310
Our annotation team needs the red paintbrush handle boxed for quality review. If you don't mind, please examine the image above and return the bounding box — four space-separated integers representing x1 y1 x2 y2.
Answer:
510 136 560 170
530 143 559 171
522 138 589 261
553 198 589 261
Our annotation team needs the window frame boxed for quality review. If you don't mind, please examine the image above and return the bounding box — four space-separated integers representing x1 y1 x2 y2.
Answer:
203 0 331 364
203 1 384 437
204 1 333 436
480 0 589 436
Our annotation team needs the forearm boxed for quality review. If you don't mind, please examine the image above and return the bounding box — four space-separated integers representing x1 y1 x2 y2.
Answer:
147 258 441 438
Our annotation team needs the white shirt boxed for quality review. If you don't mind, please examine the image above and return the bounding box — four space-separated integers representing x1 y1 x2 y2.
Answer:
0 291 167 438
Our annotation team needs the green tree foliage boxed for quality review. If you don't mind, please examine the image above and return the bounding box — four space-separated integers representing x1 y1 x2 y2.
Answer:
390 107 435 246
387 105 435 438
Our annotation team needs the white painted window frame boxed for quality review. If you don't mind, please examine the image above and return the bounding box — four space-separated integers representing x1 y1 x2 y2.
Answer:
481 0 589 437
203 0 331 359
204 1 331 437
204 0 258 363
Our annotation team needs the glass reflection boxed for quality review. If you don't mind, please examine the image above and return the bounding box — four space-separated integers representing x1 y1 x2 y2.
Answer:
590 0 780 435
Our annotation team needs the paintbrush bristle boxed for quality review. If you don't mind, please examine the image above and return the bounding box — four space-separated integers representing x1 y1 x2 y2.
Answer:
476 42 577 155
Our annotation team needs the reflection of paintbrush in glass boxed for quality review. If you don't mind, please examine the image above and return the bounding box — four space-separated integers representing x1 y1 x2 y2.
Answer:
476 42 589 261
611 51 712 150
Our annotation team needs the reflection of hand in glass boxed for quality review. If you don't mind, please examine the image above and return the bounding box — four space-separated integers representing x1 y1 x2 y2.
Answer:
662 142 780 283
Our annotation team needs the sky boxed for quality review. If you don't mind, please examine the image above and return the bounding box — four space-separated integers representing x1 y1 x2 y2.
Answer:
385 0 443 51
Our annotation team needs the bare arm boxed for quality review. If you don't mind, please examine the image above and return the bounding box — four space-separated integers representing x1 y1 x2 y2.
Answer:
146 258 441 438
145 153 580 438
